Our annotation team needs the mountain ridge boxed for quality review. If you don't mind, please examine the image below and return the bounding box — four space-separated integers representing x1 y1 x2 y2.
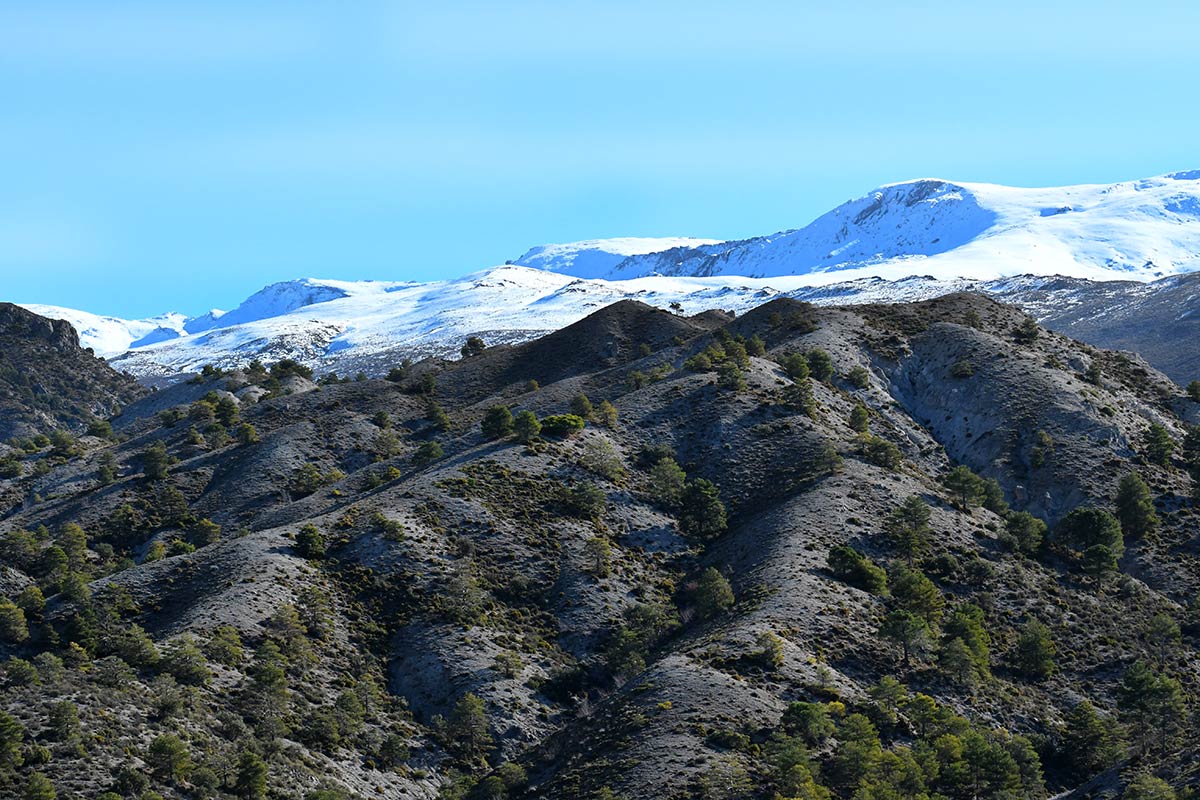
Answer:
15 171 1200 383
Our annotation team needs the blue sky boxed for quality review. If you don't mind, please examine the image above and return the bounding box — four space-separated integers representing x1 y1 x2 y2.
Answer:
4 1 1200 318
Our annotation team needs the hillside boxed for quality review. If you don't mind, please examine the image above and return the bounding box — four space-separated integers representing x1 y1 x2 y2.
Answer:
0 303 147 441
1 294 1198 800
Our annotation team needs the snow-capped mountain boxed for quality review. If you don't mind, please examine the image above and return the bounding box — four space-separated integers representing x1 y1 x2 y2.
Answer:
517 172 1200 283
18 305 194 357
18 171 1200 382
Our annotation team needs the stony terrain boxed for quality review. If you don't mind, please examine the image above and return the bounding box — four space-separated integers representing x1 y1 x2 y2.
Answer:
0 303 146 441
0 297 1197 800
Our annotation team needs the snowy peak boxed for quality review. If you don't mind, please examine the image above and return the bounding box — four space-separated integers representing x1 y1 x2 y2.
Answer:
546 171 1200 283
210 278 352 329
512 237 722 278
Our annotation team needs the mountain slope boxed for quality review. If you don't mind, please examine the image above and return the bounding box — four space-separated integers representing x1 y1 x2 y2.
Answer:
562 171 1200 282
0 303 147 440
1 295 1198 799
19 171 1200 384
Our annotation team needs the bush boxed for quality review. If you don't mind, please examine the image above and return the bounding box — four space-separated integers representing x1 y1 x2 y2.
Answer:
949 360 975 378
541 414 586 438
565 483 606 518
827 546 887 595
861 436 902 471
570 393 594 419
412 440 444 466
846 366 870 389
295 524 326 559
579 438 625 481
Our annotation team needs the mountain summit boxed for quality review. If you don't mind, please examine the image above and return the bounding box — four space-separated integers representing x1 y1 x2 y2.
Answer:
515 172 1200 282
18 172 1200 383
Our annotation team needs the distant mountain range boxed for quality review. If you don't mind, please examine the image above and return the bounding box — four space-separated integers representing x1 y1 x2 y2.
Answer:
19 171 1200 383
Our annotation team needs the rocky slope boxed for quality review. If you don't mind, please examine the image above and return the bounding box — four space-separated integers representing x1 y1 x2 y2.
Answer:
0 303 146 441
0 294 1197 800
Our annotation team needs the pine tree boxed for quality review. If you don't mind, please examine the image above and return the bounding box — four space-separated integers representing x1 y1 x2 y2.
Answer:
481 405 514 439
1115 471 1158 538
885 495 931 565
879 609 929 669
1004 511 1047 555
678 479 727 539
142 441 170 480
1142 423 1175 466
570 393 594 420
1013 619 1056 680
848 402 869 433
234 751 268 800
295 524 326 559
693 567 734 620
647 457 687 508
943 465 984 510
446 693 493 763
1060 701 1123 782
0 597 29 643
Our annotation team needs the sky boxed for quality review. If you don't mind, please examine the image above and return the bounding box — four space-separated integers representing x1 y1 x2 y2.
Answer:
4 1 1200 319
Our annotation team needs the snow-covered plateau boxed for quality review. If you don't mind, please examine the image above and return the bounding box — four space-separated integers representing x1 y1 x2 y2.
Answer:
21 171 1200 381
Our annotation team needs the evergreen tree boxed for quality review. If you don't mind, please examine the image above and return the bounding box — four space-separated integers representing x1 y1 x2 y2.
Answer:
460 336 487 358
1056 508 1124 558
693 567 734 620
678 479 727 539
880 609 929 669
807 349 834 382
1060 701 1123 782
1118 660 1186 757
596 399 619 428
446 693 493 763
849 402 869 433
890 565 943 623
943 465 984 510
1115 471 1158 539
0 597 29 643
1013 619 1056 680
1004 511 1047 555
1142 424 1175 466
886 495 931 564
481 406 514 439
142 441 170 480
23 773 56 800
234 751 268 800
647 457 687 508
1124 773 1176 800
0 710 24 770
